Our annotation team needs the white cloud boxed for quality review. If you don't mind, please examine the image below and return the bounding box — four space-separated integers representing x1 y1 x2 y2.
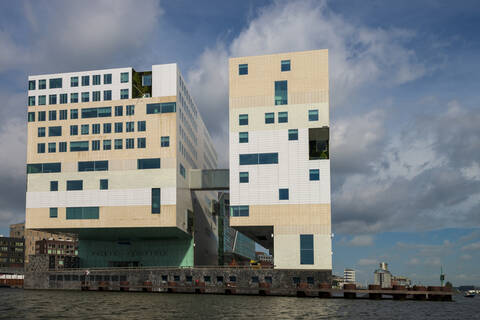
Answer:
461 242 480 251
347 235 374 247
357 258 377 266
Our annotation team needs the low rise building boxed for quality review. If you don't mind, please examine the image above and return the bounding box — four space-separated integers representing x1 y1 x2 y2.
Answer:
0 237 25 271
35 239 78 269
392 275 411 287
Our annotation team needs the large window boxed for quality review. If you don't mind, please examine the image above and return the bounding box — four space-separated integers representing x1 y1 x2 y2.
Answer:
78 160 108 172
81 75 89 86
92 140 100 151
59 142 67 152
115 106 123 116
92 91 101 101
49 208 58 218
66 207 99 220
37 127 45 137
48 110 56 121
309 127 329 160
49 94 57 105
231 206 249 217
28 80 35 90
151 188 161 214
103 140 111 150
48 126 62 137
38 111 46 121
60 94 67 104
48 142 56 153
71 77 79 87
142 74 152 86
281 60 291 72
70 109 78 119
114 139 123 150
121 72 129 83
120 89 129 99
138 158 161 169
126 138 134 149
274 80 287 105
59 110 67 120
300 234 314 265
126 121 134 132
81 107 111 118
126 105 135 115
66 180 83 191
288 129 298 141
104 90 112 101
81 124 89 135
114 122 123 133
265 112 275 124
279 188 289 200
137 137 146 148
26 162 61 174
81 92 89 102
239 132 248 143
103 123 111 134
239 153 278 165
39 80 46 90
161 136 170 147
38 95 46 105
146 102 176 114
92 123 100 134
138 121 146 131
70 125 78 136
239 114 248 126
278 111 288 123
49 78 62 89
239 64 248 75
92 75 101 85
239 172 249 183
308 109 319 121
70 93 78 103
70 141 89 152
28 96 35 106
28 112 35 122
309 169 320 181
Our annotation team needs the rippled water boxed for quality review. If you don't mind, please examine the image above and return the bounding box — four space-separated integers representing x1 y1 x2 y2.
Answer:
0 288 478 319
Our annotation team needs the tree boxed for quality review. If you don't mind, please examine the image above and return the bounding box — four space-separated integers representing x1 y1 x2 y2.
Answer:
445 281 453 288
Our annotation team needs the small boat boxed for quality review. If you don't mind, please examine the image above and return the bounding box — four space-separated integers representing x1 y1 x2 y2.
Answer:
464 290 476 298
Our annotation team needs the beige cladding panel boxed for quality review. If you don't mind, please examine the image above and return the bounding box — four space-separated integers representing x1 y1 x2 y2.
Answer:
27 96 177 163
229 50 328 108
26 205 177 229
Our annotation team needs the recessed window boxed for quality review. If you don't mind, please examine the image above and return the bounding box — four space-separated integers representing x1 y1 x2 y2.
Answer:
66 207 99 220
60 94 67 104
281 60 291 72
309 127 329 160
48 126 62 137
59 110 67 120
239 172 249 183
28 80 36 90
161 136 170 147
278 111 288 123
103 123 111 134
309 169 320 181
38 111 46 121
104 74 112 84
114 122 123 133
121 89 129 99
288 129 298 141
137 137 146 148
126 121 134 132
308 110 319 121
275 80 287 105
114 139 123 150
47 142 55 153
239 114 248 126
239 132 248 143
239 153 278 165
92 75 101 85
49 208 58 218
50 181 58 191
138 121 146 131
28 96 35 106
81 75 89 86
152 188 161 214
142 75 152 86
137 158 161 169
239 64 248 75
300 234 314 265
38 127 45 137
70 125 78 136
48 110 56 121
126 105 134 115
70 141 89 152
66 180 83 191
265 112 275 124
230 206 249 217
39 80 46 90
92 123 100 134
81 124 89 135
49 78 62 89
38 95 46 105
81 92 89 103
28 112 35 122
115 106 123 116
100 179 108 190
49 94 57 105
70 109 78 119
104 90 112 101
70 93 78 103
92 140 100 151
92 91 101 101
78 161 108 172
279 188 289 200
126 138 134 149
120 72 129 83
103 140 111 150
59 142 67 152
71 77 79 87
146 102 176 114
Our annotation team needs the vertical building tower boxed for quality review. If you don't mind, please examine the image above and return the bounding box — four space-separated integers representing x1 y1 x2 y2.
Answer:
229 50 331 270
26 64 219 267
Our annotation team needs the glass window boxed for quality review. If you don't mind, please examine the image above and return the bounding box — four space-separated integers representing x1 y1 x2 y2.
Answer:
309 127 329 160
59 110 67 120
161 136 170 147
38 111 46 121
38 127 45 137
81 75 89 86
137 137 146 148
48 94 57 105
70 93 78 103
275 80 288 105
70 109 78 119
67 180 83 191
92 123 100 134
239 132 248 143
279 188 289 200
103 90 112 101
121 72 129 83
138 158 161 169
281 60 291 72
81 107 111 118
60 94 67 104
26 162 61 174
265 112 275 124
50 181 58 191
114 122 123 133
37 143 45 153
48 110 56 121
92 91 101 101
126 121 134 132
103 123 111 134
142 74 152 86
239 64 248 75
146 102 176 114
230 205 249 217
28 112 35 122
81 124 89 135
120 89 129 99
309 169 320 181
308 110 319 121
179 163 186 178
28 80 35 90
49 78 62 89
39 80 46 89
103 140 111 150
66 207 99 220
104 74 112 84
126 138 134 149
38 95 46 105
48 142 56 153
278 111 288 123
300 234 314 265
239 114 248 125
114 139 123 150
70 141 89 152
28 96 35 106
126 105 134 115
92 75 101 85
92 140 100 151
59 142 67 152
49 208 58 218
115 106 123 116
288 129 298 141
138 121 146 131
81 92 89 102
100 179 108 190
239 154 258 165
70 125 78 136
71 77 78 87
48 126 62 137
239 153 279 165
152 188 160 214
239 172 249 183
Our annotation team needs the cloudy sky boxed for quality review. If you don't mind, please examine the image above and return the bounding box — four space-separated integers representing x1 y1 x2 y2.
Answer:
1 0 479 285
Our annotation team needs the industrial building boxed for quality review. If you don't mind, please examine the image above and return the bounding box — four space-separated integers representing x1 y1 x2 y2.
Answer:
228 50 332 270
0 236 24 271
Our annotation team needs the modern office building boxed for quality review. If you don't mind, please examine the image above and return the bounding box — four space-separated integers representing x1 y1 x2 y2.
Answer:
229 50 331 270
344 268 356 284
26 64 219 268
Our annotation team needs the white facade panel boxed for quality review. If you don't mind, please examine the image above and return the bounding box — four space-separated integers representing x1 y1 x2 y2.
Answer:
152 64 177 97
